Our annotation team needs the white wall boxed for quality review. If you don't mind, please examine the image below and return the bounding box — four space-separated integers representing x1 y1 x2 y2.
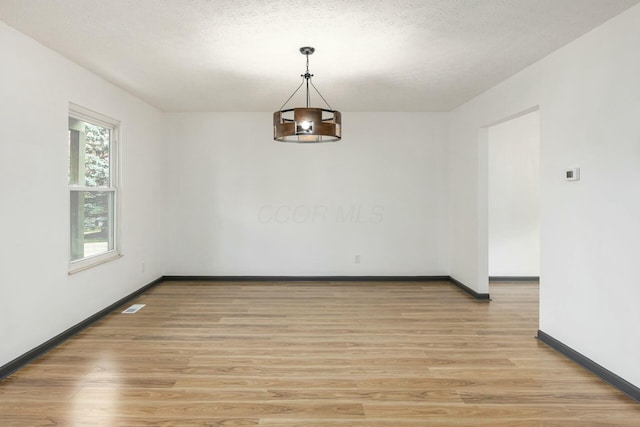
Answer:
488 111 540 277
163 112 450 276
449 5 640 387
0 22 165 367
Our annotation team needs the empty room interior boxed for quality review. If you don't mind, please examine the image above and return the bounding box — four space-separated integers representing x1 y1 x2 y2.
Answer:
1 0 640 425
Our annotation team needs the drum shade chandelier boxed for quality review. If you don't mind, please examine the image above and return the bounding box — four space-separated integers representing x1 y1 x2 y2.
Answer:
273 47 341 143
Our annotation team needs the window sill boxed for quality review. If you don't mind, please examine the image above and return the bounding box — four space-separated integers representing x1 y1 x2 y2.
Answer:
69 252 123 275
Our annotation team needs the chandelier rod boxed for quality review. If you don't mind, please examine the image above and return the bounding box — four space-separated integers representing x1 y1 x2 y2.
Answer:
310 79 333 110
303 50 312 108
278 50 334 112
278 77 305 112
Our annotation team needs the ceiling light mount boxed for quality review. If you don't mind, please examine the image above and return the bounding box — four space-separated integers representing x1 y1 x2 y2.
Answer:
273 47 341 143
299 46 315 55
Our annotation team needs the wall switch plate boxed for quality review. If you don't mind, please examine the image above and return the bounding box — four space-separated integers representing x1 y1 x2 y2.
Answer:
565 168 580 181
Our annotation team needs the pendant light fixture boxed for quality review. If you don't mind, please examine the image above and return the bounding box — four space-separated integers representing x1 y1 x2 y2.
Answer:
273 47 341 143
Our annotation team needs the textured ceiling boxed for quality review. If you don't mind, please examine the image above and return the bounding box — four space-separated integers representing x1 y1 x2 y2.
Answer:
1 0 638 112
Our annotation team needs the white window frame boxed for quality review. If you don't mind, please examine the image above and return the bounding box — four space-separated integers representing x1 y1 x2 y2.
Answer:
68 103 122 273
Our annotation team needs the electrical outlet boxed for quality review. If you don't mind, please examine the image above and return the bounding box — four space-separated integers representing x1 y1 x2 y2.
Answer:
565 168 580 181
355 255 361 264
141 262 146 273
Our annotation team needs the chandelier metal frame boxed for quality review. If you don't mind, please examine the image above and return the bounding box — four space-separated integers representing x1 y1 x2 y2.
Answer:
273 47 341 143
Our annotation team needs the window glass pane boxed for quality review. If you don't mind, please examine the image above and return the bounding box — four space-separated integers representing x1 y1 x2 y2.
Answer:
70 191 114 261
68 119 111 187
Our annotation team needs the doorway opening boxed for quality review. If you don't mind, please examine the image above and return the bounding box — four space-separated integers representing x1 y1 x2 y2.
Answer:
486 110 540 292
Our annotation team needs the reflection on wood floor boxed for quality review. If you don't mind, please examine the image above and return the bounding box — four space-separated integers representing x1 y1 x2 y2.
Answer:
1 280 638 426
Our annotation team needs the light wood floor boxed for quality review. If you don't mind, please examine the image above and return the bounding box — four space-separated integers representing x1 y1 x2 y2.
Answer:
1 281 638 426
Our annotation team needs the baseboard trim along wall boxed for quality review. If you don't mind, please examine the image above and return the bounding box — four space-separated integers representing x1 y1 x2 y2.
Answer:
537 330 640 403
490 276 540 282
0 276 164 380
162 275 451 282
448 276 491 300
163 275 491 301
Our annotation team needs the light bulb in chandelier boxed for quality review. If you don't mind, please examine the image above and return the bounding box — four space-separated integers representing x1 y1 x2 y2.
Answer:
298 120 312 131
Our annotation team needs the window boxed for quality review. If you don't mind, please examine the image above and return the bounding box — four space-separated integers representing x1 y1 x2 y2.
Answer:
68 105 120 272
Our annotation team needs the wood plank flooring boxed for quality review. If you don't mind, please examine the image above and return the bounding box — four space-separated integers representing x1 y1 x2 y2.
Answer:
1 280 639 426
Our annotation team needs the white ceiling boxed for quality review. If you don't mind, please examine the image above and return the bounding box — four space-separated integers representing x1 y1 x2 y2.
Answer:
1 0 638 112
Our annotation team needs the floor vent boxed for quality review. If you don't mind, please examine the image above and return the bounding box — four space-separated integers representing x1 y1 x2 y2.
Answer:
122 304 146 314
